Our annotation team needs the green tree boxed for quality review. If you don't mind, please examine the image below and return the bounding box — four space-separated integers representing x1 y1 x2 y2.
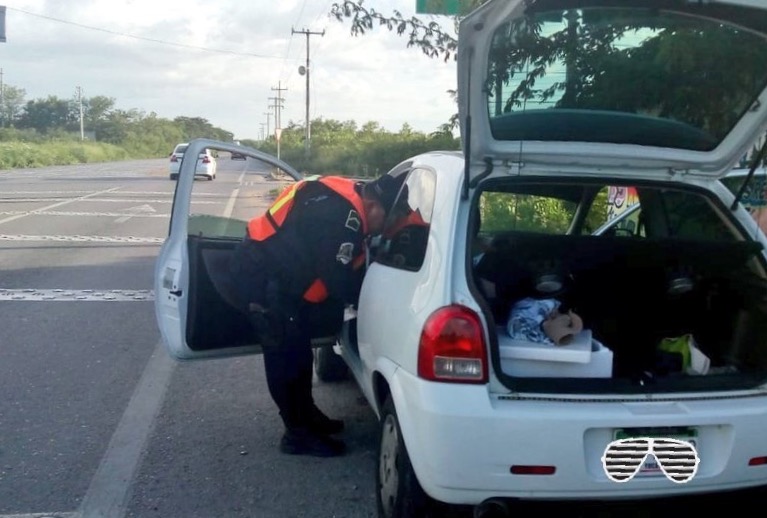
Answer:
84 96 115 125
174 116 233 142
330 0 475 62
18 96 77 134
254 116 460 176
1 84 27 127
96 108 143 144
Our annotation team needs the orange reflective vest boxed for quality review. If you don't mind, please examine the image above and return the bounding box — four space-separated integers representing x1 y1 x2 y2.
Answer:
384 208 427 239
247 175 368 303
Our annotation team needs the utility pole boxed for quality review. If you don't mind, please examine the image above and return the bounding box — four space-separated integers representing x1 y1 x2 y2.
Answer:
75 86 84 140
269 86 285 160
259 122 266 141
263 111 272 140
292 27 324 160
0 68 4 128
270 81 287 130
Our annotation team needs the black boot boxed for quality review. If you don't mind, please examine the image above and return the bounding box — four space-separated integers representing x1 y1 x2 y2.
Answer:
293 363 344 436
308 405 345 436
280 427 346 457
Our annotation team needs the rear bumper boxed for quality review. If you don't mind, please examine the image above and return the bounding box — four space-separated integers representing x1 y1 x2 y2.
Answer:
388 368 767 505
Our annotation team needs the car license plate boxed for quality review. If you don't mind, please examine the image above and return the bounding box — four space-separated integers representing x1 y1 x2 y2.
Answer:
613 427 698 477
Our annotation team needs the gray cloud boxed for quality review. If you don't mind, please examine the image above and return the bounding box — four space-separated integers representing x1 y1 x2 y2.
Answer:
1 0 458 139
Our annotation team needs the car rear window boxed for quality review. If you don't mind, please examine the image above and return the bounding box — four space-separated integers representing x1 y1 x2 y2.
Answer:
477 180 740 243
486 5 767 152
175 145 188 153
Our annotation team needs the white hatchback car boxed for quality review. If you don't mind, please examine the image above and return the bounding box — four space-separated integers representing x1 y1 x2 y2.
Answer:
168 142 217 181
155 1 767 516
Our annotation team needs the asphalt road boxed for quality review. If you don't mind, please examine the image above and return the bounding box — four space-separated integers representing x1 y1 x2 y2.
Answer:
0 156 380 518
0 155 762 518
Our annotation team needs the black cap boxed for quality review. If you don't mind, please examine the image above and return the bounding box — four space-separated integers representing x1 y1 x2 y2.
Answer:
365 174 400 213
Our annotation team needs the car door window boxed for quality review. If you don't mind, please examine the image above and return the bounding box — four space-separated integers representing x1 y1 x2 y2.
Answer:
478 189 578 235
722 173 767 234
660 189 736 241
585 185 644 238
376 168 436 271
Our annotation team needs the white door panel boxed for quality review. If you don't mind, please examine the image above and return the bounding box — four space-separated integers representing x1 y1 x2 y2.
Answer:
154 138 303 361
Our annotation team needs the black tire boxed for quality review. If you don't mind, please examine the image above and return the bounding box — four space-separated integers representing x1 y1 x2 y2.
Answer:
376 397 432 518
314 344 348 382
170 174 177 181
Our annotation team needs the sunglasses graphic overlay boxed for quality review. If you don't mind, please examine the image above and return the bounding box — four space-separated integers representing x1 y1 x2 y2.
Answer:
601 437 700 484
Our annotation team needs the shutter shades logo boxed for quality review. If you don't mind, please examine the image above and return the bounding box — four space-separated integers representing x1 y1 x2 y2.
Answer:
601 437 700 484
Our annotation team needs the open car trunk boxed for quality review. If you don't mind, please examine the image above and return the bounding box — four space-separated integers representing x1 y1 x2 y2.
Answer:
472 178 767 394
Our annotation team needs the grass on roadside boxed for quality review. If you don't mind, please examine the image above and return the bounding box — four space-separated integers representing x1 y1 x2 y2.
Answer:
0 141 131 170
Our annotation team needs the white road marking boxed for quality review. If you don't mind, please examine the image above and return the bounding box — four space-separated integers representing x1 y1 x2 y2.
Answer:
0 211 168 218
77 341 176 518
0 191 94 195
0 198 219 204
0 513 78 518
109 191 218 197
0 289 154 301
0 191 213 197
0 234 163 244
115 204 157 224
0 187 121 226
215 172 245 234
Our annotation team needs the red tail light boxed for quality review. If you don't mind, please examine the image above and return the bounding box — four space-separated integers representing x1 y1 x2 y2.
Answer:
418 305 487 384
201 155 210 164
170 155 178 162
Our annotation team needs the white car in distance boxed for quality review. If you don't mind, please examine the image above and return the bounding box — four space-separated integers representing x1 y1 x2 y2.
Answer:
168 142 217 181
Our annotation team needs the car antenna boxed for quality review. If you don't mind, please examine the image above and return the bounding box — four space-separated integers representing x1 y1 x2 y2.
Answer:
731 137 767 211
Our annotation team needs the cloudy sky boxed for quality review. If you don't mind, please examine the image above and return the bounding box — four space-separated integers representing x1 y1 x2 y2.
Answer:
0 0 460 140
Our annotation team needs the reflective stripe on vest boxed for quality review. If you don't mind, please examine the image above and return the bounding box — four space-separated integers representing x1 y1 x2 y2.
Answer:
246 176 368 303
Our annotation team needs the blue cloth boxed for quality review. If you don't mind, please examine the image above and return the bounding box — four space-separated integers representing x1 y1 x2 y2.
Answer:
507 297 561 344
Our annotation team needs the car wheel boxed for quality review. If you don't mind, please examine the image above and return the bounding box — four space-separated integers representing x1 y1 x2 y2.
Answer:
314 344 348 382
169 174 177 181
376 397 433 518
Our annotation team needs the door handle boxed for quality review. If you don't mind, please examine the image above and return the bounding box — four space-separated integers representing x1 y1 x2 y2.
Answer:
169 289 183 297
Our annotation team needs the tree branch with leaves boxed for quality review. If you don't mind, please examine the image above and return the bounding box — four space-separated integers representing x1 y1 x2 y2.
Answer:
330 1 464 62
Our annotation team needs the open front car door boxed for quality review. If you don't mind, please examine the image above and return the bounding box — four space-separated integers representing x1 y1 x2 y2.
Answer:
154 138 308 360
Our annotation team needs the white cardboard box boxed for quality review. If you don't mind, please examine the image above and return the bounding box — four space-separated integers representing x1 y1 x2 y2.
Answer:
499 328 614 378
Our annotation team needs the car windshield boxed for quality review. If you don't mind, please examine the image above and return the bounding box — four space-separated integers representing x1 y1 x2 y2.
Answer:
486 5 767 151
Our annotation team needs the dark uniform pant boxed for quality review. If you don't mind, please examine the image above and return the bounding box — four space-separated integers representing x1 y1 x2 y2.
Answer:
230 239 337 430
255 293 316 429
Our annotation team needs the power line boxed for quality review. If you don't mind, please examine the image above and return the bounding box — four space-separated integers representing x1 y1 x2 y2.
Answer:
7 6 284 60
279 0 310 81
292 28 324 159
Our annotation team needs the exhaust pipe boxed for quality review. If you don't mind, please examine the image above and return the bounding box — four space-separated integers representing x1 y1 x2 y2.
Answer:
473 498 510 518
